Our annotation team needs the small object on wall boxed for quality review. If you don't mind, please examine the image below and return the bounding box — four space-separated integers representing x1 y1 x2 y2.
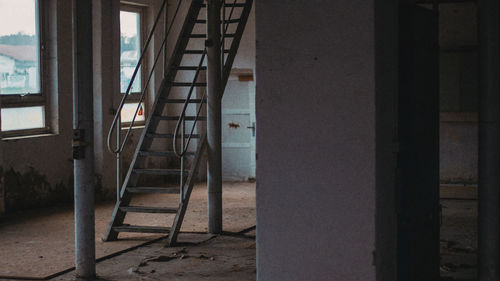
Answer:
228 121 240 129
138 105 144 116
238 74 254 82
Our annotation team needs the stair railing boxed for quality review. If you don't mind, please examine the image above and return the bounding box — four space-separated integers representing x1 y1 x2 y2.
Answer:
107 0 183 201
172 0 238 159
171 0 239 200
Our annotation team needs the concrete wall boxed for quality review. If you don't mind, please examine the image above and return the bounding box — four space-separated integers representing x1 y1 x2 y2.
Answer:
439 2 479 184
440 112 478 184
256 1 376 280
0 0 74 213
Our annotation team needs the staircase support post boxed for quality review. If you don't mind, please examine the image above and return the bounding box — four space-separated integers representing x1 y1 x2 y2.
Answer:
73 0 96 278
207 0 223 234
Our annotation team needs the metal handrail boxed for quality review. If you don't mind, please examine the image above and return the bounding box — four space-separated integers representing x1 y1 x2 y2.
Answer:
172 0 238 157
106 0 182 155
173 48 208 157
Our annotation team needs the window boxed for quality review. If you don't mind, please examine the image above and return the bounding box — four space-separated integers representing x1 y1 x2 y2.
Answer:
0 0 47 136
120 6 145 125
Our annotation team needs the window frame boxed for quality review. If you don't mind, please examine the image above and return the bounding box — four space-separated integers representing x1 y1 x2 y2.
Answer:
0 0 50 138
119 4 147 127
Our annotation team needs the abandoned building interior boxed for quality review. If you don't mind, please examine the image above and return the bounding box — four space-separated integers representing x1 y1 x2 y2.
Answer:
1 0 500 280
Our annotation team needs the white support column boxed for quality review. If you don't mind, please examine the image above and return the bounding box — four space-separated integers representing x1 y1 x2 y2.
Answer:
73 0 96 278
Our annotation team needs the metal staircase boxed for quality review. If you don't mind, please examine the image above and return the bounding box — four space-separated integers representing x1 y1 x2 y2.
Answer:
104 0 253 245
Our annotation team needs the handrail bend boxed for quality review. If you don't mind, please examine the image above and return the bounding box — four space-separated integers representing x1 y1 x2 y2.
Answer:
106 0 182 155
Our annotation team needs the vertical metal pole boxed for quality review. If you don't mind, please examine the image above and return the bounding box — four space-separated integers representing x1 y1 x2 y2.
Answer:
222 0 225 72
73 0 95 278
180 119 185 202
116 118 121 202
478 0 500 280
207 0 223 234
163 0 168 77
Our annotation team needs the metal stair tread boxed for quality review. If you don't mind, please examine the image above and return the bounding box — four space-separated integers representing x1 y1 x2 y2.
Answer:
194 18 241 24
119 206 178 213
132 168 189 175
201 3 246 8
169 82 207 87
112 225 171 234
155 115 207 121
184 49 229 54
127 187 181 194
176 66 208 71
146 133 201 139
164 98 206 103
187 33 206 38
139 150 196 157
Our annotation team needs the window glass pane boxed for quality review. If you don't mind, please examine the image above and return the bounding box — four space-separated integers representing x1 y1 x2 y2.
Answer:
121 102 145 123
1 106 45 131
120 10 141 94
0 0 40 95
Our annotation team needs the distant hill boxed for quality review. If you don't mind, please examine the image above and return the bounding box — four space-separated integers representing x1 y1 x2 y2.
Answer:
0 33 37 46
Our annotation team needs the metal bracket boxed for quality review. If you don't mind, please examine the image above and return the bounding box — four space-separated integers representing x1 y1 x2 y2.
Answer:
73 129 88 159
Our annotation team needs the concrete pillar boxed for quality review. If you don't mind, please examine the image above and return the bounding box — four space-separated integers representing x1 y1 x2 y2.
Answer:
73 0 96 278
207 0 223 234
256 1 376 280
478 0 500 280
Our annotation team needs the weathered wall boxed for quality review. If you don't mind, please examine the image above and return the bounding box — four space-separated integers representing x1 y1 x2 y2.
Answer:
439 2 479 184
440 112 478 184
256 0 376 280
0 0 74 213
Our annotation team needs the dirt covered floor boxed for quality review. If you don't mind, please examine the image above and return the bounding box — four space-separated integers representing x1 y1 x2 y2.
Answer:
54 231 256 281
440 185 477 281
0 182 255 279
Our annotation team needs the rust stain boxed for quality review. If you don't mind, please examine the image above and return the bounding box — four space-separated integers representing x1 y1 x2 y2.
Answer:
228 122 240 129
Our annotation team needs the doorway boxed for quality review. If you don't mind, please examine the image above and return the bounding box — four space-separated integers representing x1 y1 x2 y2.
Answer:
222 71 256 181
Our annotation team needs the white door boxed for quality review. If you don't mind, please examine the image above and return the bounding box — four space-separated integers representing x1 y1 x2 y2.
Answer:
222 72 256 181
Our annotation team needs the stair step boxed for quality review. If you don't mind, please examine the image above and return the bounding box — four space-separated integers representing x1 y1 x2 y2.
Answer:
170 82 207 87
176 66 207 71
146 133 201 139
119 206 178 214
194 18 240 24
155 116 207 121
127 187 181 194
164 98 206 103
201 3 246 8
139 150 196 157
184 49 229 54
112 225 171 234
133 168 188 175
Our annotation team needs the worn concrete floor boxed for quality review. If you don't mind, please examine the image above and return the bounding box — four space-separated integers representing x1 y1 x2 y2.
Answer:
54 231 256 281
440 186 477 281
0 182 255 279
0 183 477 280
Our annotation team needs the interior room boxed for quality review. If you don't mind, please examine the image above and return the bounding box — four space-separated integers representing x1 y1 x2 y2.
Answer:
0 0 498 280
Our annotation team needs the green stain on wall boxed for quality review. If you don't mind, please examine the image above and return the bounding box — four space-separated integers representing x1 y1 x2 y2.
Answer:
1 166 74 212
